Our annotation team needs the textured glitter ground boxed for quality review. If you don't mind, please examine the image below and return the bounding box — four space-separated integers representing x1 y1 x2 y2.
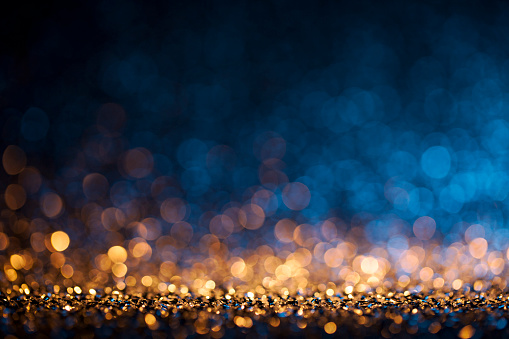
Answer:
1 289 509 338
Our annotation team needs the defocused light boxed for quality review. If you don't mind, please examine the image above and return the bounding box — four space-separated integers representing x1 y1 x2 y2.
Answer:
421 146 451 179
112 263 128 277
458 325 475 339
413 216 436 241
123 148 153 178
239 204 265 230
2 145 26 175
324 322 337 334
83 173 109 200
469 238 488 259
51 231 70 252
274 219 296 243
41 192 63 218
282 182 311 211
4 184 26 210
360 257 379 274
108 246 128 263
160 198 188 223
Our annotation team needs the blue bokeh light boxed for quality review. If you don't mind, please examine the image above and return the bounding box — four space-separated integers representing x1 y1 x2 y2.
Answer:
421 146 451 179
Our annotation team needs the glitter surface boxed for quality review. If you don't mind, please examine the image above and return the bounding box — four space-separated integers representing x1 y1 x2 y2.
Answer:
1 288 509 338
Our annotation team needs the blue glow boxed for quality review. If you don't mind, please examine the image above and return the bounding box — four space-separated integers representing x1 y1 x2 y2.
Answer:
439 184 465 214
421 146 451 179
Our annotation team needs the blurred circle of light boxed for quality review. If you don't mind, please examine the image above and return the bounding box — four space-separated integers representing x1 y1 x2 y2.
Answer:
41 192 64 218
253 132 286 161
361 256 379 274
481 119 509 155
137 218 162 240
421 146 451 179
122 147 154 178
4 184 26 210
450 172 477 201
18 167 42 194
439 184 465 213
170 222 193 247
294 223 317 247
21 107 50 141
251 189 278 216
408 187 434 215
108 246 128 263
365 219 399 244
274 219 297 243
209 215 234 239
282 182 311 211
465 224 485 243
51 231 70 252
112 263 128 277
324 248 343 267
101 207 126 231
83 173 109 200
0 233 9 250
387 235 409 259
160 198 188 223
239 204 265 230
413 216 436 241
324 322 337 335
469 237 488 259
2 145 26 175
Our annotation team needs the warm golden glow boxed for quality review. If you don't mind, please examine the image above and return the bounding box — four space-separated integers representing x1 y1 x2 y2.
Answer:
108 246 128 263
324 322 337 334
51 231 70 252
469 238 488 259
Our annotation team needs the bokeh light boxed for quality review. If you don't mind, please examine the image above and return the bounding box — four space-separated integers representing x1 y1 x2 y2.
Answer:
2 1 509 337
